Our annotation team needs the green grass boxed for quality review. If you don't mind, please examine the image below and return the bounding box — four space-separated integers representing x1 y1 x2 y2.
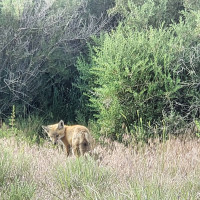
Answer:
0 143 36 200
54 156 116 199
1 178 36 200
0 115 45 145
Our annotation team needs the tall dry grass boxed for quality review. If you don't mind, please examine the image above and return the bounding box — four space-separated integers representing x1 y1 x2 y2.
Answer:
0 136 200 199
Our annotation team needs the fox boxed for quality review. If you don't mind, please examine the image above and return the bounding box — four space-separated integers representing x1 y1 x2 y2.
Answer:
42 120 92 157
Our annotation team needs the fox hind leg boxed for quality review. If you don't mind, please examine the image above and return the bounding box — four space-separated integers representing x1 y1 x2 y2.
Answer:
72 144 80 157
79 141 90 156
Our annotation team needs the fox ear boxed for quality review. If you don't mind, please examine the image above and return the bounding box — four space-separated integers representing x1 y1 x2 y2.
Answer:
58 120 64 130
42 125 49 133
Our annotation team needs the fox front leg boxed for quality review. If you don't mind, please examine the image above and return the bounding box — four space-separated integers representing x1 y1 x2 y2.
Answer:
60 137 70 157
66 145 70 157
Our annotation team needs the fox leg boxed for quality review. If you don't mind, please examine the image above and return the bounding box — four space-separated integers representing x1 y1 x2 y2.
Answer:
61 137 70 157
79 142 89 156
66 145 70 156
72 144 80 157
72 137 80 157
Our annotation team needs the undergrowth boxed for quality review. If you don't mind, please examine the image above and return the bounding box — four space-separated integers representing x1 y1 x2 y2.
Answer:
1 132 200 199
0 143 36 200
54 156 116 199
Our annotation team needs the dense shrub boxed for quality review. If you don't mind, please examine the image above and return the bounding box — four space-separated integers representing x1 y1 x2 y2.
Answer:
77 2 200 139
109 0 185 29
0 0 114 122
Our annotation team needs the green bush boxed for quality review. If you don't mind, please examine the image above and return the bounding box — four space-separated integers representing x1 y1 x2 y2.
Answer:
109 0 185 29
77 4 200 140
92 26 181 138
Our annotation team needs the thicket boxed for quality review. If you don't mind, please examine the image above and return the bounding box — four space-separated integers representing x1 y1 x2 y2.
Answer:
0 0 200 141
77 0 200 140
0 0 115 122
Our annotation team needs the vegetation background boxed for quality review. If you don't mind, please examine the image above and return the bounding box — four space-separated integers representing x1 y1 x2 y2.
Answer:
0 0 200 142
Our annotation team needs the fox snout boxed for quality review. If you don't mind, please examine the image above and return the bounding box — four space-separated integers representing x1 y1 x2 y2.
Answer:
52 137 59 145
51 135 60 145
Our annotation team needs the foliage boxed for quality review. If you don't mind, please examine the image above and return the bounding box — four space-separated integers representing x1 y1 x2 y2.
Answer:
0 0 114 122
9 105 16 128
0 111 45 145
77 2 200 139
109 0 185 29
1 0 200 142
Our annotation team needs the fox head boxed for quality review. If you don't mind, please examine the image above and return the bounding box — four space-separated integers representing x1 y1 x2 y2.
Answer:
42 120 65 145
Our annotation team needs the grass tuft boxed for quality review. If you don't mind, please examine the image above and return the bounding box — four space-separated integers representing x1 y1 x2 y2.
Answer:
0 142 36 200
54 156 115 199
